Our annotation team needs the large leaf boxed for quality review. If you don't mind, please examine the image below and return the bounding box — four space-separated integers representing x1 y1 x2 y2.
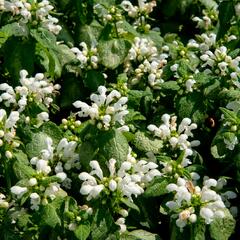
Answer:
98 39 131 69
74 224 91 240
13 153 35 180
91 207 116 240
209 209 236 240
97 129 129 167
41 121 63 146
121 230 161 240
40 204 61 228
217 1 235 40
3 38 35 85
26 132 50 158
0 22 28 47
134 131 163 154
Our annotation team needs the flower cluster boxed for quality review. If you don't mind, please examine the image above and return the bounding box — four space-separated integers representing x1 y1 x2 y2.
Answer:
11 178 67 210
148 114 200 166
71 42 99 70
120 0 156 32
0 109 20 158
0 70 60 113
192 8 218 31
124 37 168 88
73 86 129 131
30 137 79 185
79 156 161 201
166 177 227 230
200 46 240 86
2 0 62 34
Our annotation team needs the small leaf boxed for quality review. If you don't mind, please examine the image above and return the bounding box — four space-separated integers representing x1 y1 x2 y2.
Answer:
193 219 206 240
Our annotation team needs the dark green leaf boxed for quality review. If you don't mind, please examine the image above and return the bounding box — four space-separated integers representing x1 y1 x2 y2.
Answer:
84 70 106 91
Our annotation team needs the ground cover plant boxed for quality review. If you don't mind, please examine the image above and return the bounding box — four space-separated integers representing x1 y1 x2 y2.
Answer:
0 0 240 239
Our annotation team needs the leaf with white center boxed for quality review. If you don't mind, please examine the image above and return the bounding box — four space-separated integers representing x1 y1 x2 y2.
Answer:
98 39 131 69
134 131 163 154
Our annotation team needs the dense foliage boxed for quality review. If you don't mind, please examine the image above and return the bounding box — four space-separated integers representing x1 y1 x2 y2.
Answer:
0 0 240 239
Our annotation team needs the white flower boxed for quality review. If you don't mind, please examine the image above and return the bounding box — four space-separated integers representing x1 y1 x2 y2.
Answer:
56 172 67 182
200 207 214 224
116 217 127 233
11 186 28 198
36 159 51 174
28 178 38 186
5 111 19 128
109 179 117 191
37 112 49 122
30 193 41 210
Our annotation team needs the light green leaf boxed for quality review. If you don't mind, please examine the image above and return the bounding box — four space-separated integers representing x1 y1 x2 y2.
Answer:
26 132 50 158
134 131 163 154
121 198 140 212
121 230 161 240
74 224 91 240
40 204 61 228
41 121 63 146
98 39 131 69
209 209 236 240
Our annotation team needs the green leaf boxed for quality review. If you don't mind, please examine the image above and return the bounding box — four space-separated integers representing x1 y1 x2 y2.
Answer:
193 219 206 240
121 230 161 240
217 1 235 40
26 132 50 158
220 108 238 124
13 159 35 180
134 131 163 154
84 70 106 91
40 204 61 228
209 209 236 240
3 38 35 85
144 177 168 197
41 121 63 146
0 22 28 47
161 81 180 91
74 224 91 240
97 129 129 167
78 21 103 45
175 92 206 124
98 39 131 69
91 208 116 240
121 198 140 212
